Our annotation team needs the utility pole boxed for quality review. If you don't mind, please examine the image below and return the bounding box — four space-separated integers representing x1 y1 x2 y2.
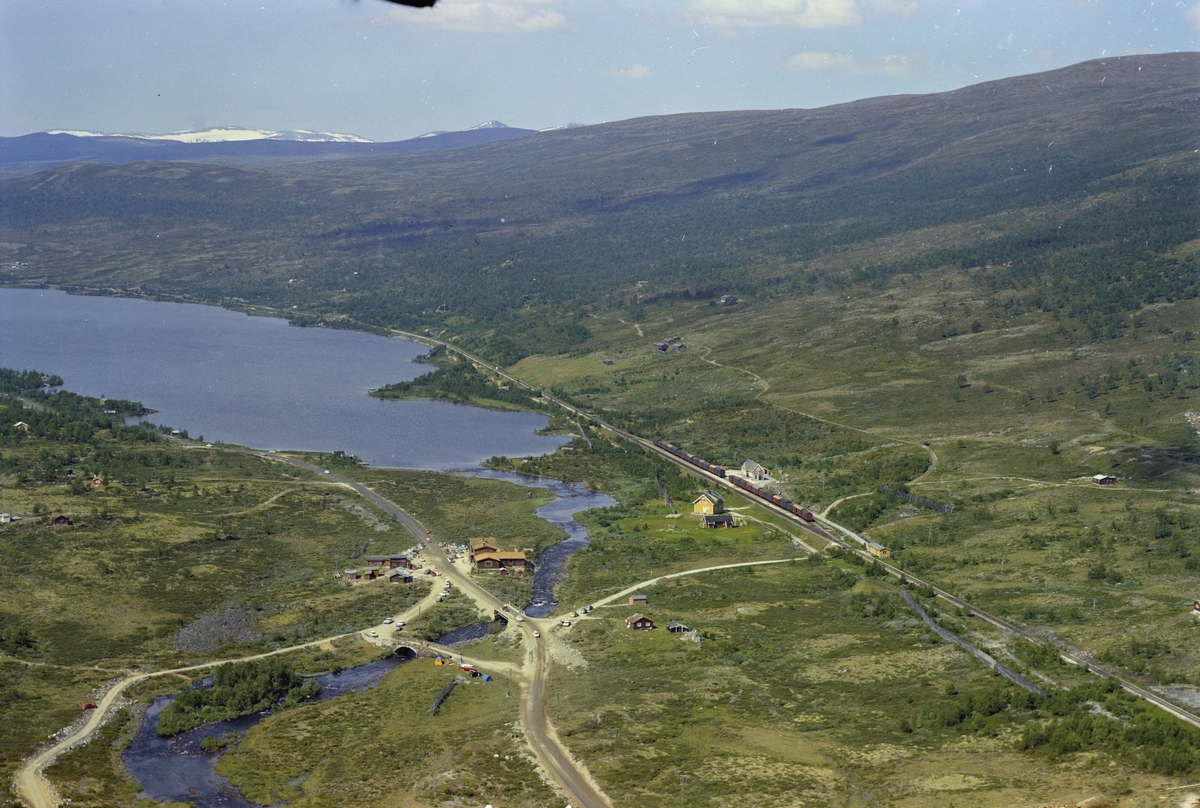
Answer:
1092 598 1096 620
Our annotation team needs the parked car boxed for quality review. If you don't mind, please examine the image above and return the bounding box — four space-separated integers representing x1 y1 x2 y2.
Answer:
81 702 98 710
369 631 378 638
561 621 572 627
383 617 394 624
532 631 540 638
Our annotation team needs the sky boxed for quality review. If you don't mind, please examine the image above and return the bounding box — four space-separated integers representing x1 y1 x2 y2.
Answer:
1 0 1196 141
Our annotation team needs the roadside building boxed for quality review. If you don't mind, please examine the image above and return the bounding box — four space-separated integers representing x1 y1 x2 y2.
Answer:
1092 474 1117 485
474 550 527 573
626 614 655 630
701 514 735 529
469 538 500 564
362 565 384 580
387 568 414 584
693 492 725 515
741 459 769 480
866 541 892 559
629 594 648 606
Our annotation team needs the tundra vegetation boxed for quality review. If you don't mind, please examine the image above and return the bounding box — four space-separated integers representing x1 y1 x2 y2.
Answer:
1 54 1198 805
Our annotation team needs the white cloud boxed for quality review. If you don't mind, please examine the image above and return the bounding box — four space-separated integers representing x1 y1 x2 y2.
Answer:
605 65 652 78
787 50 912 76
872 0 919 19
688 0 862 30
1184 3 1200 34
375 0 568 33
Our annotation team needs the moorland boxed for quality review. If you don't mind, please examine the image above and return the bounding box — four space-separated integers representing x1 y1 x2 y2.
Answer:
1 52 1198 806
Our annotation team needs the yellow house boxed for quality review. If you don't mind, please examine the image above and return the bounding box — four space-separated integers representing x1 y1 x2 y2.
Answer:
693 492 725 515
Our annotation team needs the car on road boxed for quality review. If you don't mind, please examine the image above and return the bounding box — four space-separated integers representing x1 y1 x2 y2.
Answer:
383 617 394 624
323 470 330 474
369 631 378 638
396 621 405 627
532 631 540 638
426 529 431 534
436 596 444 602
515 615 525 622
561 621 571 627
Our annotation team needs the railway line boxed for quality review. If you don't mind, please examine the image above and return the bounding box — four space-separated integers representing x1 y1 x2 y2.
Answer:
390 331 1200 730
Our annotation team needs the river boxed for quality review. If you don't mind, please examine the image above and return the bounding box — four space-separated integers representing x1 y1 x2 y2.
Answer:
124 657 410 807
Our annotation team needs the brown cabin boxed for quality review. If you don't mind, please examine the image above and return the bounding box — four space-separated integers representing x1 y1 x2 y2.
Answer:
51 514 73 526
626 614 655 631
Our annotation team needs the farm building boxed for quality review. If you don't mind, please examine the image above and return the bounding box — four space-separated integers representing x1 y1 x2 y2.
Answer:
866 541 892 559
667 621 690 633
693 492 725 515
1092 474 1117 485
626 614 655 630
473 551 526 572
701 513 735 529
741 459 769 481
629 594 648 605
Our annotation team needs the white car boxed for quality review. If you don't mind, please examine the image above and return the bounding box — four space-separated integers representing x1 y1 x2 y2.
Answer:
369 631 378 638
532 631 540 638
515 615 525 623
396 621 405 627
561 621 571 627
383 617 394 624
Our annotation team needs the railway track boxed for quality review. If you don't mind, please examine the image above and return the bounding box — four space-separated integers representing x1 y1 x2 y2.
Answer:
383 331 1200 731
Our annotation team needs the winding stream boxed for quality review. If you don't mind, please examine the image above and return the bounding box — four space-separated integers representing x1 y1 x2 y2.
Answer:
123 657 409 807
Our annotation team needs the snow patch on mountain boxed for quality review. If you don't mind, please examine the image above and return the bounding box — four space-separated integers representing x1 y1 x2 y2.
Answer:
46 127 373 143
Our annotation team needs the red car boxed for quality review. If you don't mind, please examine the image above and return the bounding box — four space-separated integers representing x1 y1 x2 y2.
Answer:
81 702 98 710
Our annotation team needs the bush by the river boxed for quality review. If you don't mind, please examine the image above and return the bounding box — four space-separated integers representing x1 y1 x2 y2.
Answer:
157 658 319 736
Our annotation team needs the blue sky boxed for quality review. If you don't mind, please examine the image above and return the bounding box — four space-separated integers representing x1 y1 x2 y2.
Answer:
1 0 1196 140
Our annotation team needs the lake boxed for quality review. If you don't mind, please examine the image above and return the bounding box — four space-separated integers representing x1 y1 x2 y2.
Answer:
0 289 567 468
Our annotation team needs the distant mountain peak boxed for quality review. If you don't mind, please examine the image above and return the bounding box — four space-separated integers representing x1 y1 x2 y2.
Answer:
45 127 373 144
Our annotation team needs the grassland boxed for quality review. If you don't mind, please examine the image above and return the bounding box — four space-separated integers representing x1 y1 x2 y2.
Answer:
545 560 1195 807
215 658 556 808
0 389 570 805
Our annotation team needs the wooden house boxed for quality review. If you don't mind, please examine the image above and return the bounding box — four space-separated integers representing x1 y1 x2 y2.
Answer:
387 568 414 584
362 565 383 580
866 541 892 559
473 551 526 572
13 421 30 432
628 594 648 606
693 492 725 515
469 538 500 563
667 621 689 633
343 568 360 580
702 513 734 529
51 514 73 526
626 614 655 630
1092 474 1117 486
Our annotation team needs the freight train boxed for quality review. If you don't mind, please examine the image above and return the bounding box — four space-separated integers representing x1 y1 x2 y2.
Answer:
652 439 815 522
653 439 727 478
